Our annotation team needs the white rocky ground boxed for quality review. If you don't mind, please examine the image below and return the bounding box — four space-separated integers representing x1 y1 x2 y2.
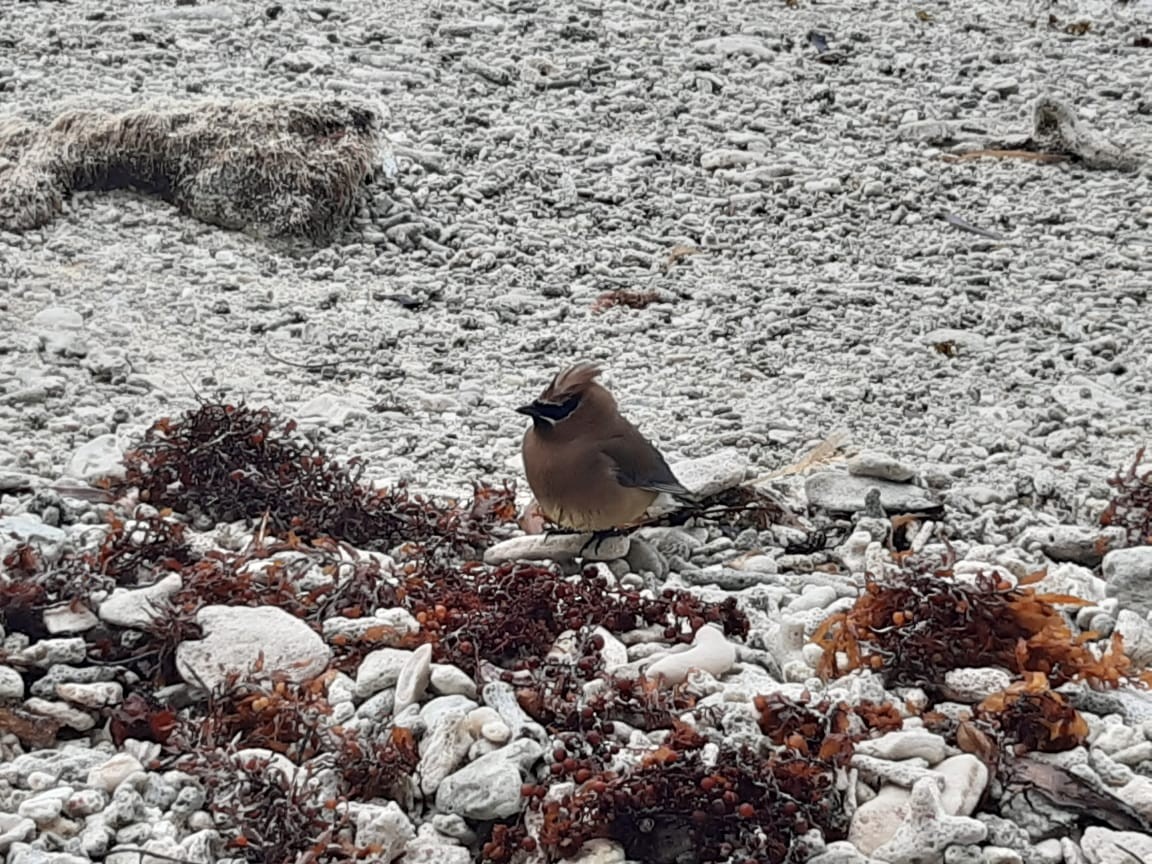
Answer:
2 0 1152 863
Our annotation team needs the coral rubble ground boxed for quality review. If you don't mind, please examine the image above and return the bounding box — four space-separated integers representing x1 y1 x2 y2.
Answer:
1 0 1152 863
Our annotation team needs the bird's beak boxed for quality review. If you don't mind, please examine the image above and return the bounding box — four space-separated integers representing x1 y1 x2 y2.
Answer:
516 403 539 418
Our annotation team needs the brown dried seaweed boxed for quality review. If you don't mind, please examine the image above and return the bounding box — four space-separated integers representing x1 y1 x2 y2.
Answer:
812 555 1136 690
1100 447 1152 548
974 672 1088 754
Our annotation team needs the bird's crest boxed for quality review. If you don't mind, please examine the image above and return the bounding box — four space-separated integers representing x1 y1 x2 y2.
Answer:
540 361 602 403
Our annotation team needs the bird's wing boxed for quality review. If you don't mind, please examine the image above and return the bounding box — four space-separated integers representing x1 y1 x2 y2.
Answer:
599 432 692 498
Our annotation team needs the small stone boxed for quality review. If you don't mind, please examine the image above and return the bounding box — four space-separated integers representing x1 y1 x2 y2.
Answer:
350 800 414 862
481 681 544 742
321 608 419 644
4 748 110 786
416 708 473 796
1117 775 1152 821
942 668 1013 703
804 177 843 194
806 473 942 515
851 755 937 790
734 554 778 574
87 753 144 793
1115 611 1152 666
175 605 330 691
1051 378 1126 414
0 665 25 700
1045 427 1085 458
42 604 100 635
98 574 183 629
356 647 415 699
64 788 108 818
694 34 773 60
31 306 83 331
327 672 356 706
1034 562 1105 604
668 448 749 497
429 813 475 843
976 76 1020 97
21 698 94 731
1110 740 1152 766
294 393 369 429
462 706 507 742
847 450 915 482
0 514 67 548
849 784 910 854
435 738 543 820
356 688 395 719
17 787 71 823
403 835 471 864
0 471 40 493
6 844 89 864
13 638 87 668
644 625 736 685
1080 826 1152 862
56 681 123 709
855 730 950 764
1103 547 1152 617
67 434 127 483
593 626 629 671
625 536 668 579
30 664 120 699
430 664 477 699
179 828 223 861
978 848 1022 864
484 532 629 565
394 643 433 714
785 586 838 613
1031 839 1063 864
872 777 987 864
0 814 36 853
569 838 628 863
935 754 988 817
1017 525 1125 568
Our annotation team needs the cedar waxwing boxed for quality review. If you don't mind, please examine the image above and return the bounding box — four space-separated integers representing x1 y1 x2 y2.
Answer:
516 362 691 533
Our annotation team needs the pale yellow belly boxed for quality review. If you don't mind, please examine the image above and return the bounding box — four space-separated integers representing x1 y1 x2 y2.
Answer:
538 486 657 532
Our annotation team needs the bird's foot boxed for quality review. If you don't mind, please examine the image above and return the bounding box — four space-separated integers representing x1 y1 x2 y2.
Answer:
542 525 581 540
578 527 629 559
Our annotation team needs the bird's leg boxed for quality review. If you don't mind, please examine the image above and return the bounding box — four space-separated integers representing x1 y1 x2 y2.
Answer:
578 527 629 559
542 524 581 540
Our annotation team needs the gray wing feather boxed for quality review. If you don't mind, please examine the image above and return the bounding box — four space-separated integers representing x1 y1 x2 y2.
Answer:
600 433 692 498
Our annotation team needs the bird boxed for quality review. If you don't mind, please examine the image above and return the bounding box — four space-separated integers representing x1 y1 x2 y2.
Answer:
516 361 692 535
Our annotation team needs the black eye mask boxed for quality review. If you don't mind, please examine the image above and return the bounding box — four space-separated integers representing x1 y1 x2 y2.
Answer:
532 393 581 422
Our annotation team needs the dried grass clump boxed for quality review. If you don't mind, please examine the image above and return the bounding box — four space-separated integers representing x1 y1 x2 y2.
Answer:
111 402 518 558
813 555 1139 691
1100 447 1152 548
0 98 384 241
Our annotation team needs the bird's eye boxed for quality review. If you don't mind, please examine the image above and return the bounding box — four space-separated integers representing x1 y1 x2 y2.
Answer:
533 393 581 421
556 394 581 418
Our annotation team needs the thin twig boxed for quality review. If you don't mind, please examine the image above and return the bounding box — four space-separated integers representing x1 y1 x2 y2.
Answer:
262 344 342 372
115 849 202 864
940 149 1069 163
